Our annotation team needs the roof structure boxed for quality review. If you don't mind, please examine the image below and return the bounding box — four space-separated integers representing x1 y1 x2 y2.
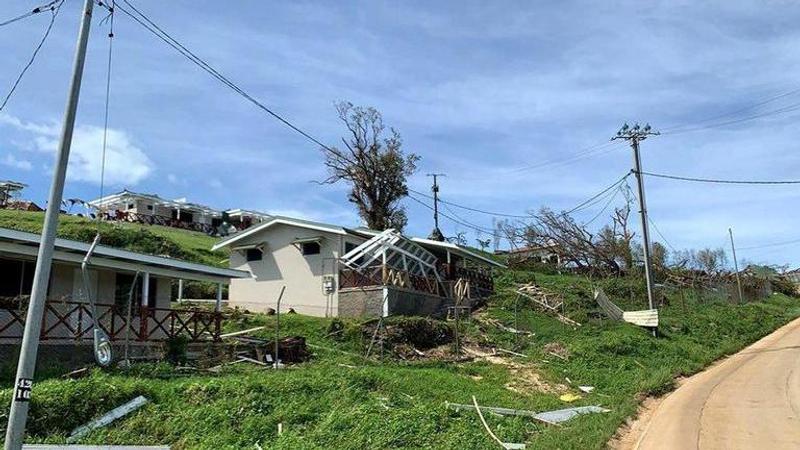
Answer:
340 229 442 281
411 236 506 268
212 215 377 251
0 180 27 191
0 227 249 283
89 190 223 217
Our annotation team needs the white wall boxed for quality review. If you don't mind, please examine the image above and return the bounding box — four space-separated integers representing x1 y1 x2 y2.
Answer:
227 224 367 317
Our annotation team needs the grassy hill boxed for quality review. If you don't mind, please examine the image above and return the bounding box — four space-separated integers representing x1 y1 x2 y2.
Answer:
1 267 798 449
0 209 227 267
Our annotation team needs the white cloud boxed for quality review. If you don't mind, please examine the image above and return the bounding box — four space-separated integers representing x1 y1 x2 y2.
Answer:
0 114 153 186
1 153 32 170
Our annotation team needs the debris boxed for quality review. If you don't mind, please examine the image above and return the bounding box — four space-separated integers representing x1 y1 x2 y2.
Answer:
559 393 582 403
338 363 357 369
447 402 558 426
534 405 610 424
564 377 572 385
578 386 595 394
496 348 527 358
548 351 568 361
67 396 149 443
516 284 581 327
220 326 267 338
278 423 283 435
232 335 310 364
62 367 90 379
471 396 527 450
481 318 534 336
543 342 571 360
594 288 659 328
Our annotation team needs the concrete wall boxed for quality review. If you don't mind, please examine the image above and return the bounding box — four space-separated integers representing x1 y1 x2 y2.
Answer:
338 286 456 319
227 224 367 316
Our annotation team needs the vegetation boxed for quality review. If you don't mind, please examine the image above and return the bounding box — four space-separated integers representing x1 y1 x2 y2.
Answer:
320 101 420 231
0 209 227 267
2 268 798 449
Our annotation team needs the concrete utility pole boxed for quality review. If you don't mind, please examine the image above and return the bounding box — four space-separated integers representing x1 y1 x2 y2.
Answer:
5 1 95 448
612 123 659 335
426 173 446 241
729 227 744 304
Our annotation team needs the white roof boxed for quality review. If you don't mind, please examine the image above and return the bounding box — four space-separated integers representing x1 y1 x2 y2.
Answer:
212 215 374 251
411 236 506 268
0 227 249 283
89 190 223 216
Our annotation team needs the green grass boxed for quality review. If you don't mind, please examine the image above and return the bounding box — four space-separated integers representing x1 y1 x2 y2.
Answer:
0 209 227 267
2 265 799 448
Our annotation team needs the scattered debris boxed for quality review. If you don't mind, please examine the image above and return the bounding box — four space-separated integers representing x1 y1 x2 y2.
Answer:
62 367 90 379
219 326 267 338
446 402 558 426
516 284 581 327
543 342 571 360
231 335 310 364
278 422 283 435
480 317 534 336
594 288 659 328
534 405 610 424
559 393 582 403
471 396 527 450
578 386 595 394
496 348 527 358
337 363 357 369
67 396 149 443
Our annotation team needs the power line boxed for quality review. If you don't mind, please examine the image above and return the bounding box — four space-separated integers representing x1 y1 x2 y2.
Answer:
642 171 800 185
407 194 495 235
583 184 622 226
508 140 623 174
109 0 333 152
737 237 800 251
407 188 534 219
0 0 63 112
647 216 677 252
0 0 60 27
564 172 632 215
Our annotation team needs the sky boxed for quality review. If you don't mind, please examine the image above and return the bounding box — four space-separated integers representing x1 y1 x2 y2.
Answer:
1 0 800 266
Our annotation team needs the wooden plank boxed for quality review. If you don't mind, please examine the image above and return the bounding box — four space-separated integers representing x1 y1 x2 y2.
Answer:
219 326 266 338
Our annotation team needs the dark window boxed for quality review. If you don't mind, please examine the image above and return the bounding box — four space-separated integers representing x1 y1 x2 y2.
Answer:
114 274 157 311
246 248 262 262
0 259 35 298
344 242 358 254
146 204 153 211
301 242 321 255
127 203 135 209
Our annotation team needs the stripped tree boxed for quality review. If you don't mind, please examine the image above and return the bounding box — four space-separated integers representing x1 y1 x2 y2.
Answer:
321 101 420 231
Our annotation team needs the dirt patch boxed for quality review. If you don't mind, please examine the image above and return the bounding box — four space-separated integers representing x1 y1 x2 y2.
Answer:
462 344 568 395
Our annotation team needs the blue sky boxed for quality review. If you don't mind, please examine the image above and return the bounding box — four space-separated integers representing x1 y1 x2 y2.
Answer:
2 1 800 266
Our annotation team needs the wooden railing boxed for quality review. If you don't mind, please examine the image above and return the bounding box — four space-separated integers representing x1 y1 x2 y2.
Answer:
339 265 441 297
439 264 494 298
0 299 222 342
102 211 218 234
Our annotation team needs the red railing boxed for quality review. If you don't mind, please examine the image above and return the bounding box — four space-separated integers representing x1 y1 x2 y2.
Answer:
0 299 222 342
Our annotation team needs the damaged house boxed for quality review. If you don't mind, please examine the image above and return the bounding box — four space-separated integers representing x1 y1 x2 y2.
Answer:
212 215 504 318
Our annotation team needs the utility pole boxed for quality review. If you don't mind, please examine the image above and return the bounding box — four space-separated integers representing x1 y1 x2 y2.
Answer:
5 1 94 448
426 173 446 241
729 227 744 304
612 123 659 336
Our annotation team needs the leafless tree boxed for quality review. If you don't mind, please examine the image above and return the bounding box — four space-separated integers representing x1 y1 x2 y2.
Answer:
321 101 420 231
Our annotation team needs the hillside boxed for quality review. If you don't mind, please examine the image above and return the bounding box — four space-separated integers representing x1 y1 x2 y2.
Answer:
1 269 798 449
0 209 227 267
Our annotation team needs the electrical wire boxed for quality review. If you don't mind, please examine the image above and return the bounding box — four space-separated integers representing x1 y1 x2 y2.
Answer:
647 216 677 252
737 237 800 251
582 184 622 226
97 0 115 229
107 0 334 152
407 188 535 219
507 140 622 174
0 0 63 112
564 172 632 215
0 0 60 27
641 171 800 185
407 194 495 235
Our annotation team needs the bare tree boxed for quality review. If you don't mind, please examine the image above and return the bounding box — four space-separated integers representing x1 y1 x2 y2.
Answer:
321 101 420 231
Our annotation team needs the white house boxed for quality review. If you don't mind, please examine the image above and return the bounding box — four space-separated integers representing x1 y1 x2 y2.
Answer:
212 215 505 318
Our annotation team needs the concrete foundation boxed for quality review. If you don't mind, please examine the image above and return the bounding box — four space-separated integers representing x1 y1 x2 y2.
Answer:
338 286 462 319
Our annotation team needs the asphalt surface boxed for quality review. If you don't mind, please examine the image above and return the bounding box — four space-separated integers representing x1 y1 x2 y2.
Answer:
633 316 800 450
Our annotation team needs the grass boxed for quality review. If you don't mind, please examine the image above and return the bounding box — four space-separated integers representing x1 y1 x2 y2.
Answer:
2 268 798 449
0 209 227 267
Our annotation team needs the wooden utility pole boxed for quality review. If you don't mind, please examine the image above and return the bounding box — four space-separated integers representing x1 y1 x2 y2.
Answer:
5 2 95 448
426 173 446 241
729 228 744 303
612 123 659 336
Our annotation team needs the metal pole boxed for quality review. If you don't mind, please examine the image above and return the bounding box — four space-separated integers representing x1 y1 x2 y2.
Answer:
729 227 744 303
432 175 440 231
5 1 94 447
273 286 285 369
631 137 656 313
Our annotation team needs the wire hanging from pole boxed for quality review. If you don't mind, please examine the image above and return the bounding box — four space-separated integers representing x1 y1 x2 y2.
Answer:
97 0 115 223
0 0 64 112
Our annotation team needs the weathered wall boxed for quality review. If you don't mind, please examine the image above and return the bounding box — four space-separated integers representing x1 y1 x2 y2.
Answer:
338 286 456 319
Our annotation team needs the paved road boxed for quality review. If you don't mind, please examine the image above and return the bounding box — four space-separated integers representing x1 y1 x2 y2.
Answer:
633 316 800 450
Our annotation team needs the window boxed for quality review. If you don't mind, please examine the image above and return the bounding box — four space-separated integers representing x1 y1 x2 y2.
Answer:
146 204 153 211
114 274 157 311
126 203 135 210
344 242 358 254
301 242 321 255
0 259 35 297
246 248 262 262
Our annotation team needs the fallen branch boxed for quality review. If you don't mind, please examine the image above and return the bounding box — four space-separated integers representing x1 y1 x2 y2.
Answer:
496 348 527 358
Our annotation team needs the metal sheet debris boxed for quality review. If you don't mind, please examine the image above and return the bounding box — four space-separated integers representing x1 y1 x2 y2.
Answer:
67 396 149 443
594 288 659 327
533 405 610 424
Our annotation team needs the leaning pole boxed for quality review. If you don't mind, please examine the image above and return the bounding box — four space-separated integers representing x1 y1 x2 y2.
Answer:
4 1 94 448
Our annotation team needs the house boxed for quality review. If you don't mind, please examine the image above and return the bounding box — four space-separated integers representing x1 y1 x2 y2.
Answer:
0 180 28 208
0 227 250 346
89 190 271 234
495 241 561 265
211 215 505 318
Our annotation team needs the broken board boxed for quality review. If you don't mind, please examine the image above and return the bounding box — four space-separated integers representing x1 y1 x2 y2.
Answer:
594 288 658 328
